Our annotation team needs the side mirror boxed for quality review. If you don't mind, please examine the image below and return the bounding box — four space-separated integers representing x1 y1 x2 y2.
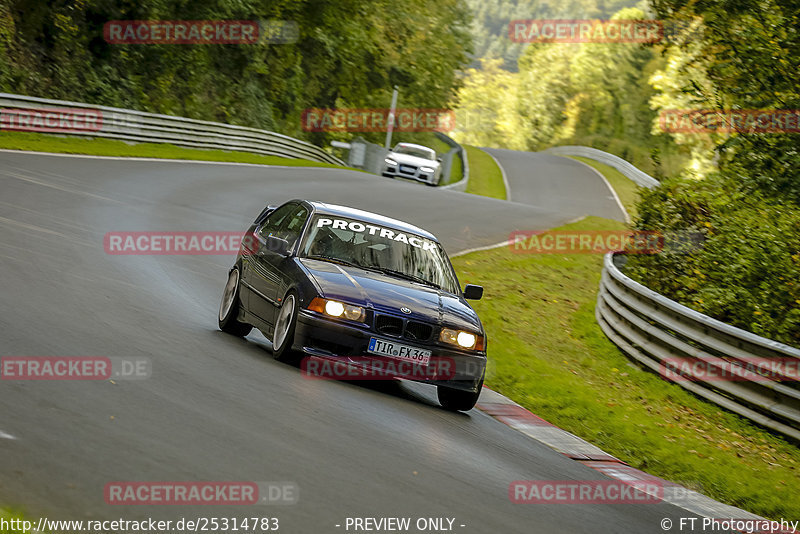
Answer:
463 284 483 300
265 235 290 256
437 157 442 163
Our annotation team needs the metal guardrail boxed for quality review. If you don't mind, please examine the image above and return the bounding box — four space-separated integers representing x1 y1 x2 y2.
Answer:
435 132 469 192
0 93 345 165
546 145 659 189
598 252 800 442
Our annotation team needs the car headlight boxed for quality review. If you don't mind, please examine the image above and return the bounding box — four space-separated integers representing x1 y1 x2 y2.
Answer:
308 297 366 322
420 166 435 173
439 328 484 350
385 158 397 166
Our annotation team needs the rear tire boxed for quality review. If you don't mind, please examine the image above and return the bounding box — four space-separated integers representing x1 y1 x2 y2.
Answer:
218 266 252 337
272 291 299 363
437 375 483 412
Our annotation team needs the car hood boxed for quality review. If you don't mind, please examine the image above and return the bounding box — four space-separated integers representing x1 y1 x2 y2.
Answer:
388 153 440 168
299 258 481 332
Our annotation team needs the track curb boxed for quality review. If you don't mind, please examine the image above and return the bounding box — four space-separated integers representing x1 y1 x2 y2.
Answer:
476 386 764 521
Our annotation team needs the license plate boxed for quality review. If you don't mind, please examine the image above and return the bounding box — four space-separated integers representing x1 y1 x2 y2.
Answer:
368 337 431 365
400 165 416 173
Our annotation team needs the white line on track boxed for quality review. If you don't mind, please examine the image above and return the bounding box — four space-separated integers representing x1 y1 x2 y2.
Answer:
0 429 18 440
452 216 587 257
563 156 630 223
483 149 511 201
452 239 512 257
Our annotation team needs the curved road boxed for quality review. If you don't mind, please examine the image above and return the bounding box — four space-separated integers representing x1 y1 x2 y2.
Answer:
484 148 627 222
0 151 700 533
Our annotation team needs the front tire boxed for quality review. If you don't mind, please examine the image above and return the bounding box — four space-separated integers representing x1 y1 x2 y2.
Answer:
218 267 252 337
437 375 483 412
272 291 299 363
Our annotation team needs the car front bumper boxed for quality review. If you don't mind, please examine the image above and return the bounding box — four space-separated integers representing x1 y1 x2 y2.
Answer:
382 164 439 185
294 310 486 393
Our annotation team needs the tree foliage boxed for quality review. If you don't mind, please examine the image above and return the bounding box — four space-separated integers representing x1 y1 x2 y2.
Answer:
464 0 643 70
625 175 800 347
0 0 472 143
647 18 720 177
650 0 800 202
625 0 800 347
452 6 686 177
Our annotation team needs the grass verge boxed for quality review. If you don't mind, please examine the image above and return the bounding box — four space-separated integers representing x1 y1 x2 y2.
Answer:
452 215 799 520
567 155 640 218
447 149 463 185
464 145 506 199
0 131 343 168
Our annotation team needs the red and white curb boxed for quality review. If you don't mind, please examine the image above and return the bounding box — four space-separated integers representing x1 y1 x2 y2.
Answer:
476 386 763 521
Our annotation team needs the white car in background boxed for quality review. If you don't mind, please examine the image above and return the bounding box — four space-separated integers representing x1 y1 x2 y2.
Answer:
382 142 442 186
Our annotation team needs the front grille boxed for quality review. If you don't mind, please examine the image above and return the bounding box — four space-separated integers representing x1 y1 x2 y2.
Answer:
399 164 417 174
375 314 403 336
374 313 434 342
405 321 433 341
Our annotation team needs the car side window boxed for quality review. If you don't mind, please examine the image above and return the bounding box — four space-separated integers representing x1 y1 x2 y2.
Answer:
257 204 296 240
277 205 309 250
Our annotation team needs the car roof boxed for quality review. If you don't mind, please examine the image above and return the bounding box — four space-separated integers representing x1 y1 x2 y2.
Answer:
394 142 434 151
301 200 439 242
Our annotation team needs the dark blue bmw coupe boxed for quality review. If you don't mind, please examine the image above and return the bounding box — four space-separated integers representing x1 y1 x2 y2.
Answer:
218 199 487 411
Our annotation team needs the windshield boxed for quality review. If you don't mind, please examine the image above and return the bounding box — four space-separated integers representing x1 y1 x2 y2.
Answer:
300 215 459 294
393 145 435 160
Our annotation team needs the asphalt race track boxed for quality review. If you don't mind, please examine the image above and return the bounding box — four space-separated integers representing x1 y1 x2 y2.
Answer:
484 148 627 222
0 151 710 533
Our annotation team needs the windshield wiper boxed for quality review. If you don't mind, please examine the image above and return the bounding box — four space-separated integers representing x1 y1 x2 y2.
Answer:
372 268 441 290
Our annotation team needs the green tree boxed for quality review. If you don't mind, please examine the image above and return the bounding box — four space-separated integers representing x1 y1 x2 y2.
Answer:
0 0 472 145
450 58 520 147
464 0 645 70
452 5 685 178
623 0 800 347
650 0 800 202
647 17 720 178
